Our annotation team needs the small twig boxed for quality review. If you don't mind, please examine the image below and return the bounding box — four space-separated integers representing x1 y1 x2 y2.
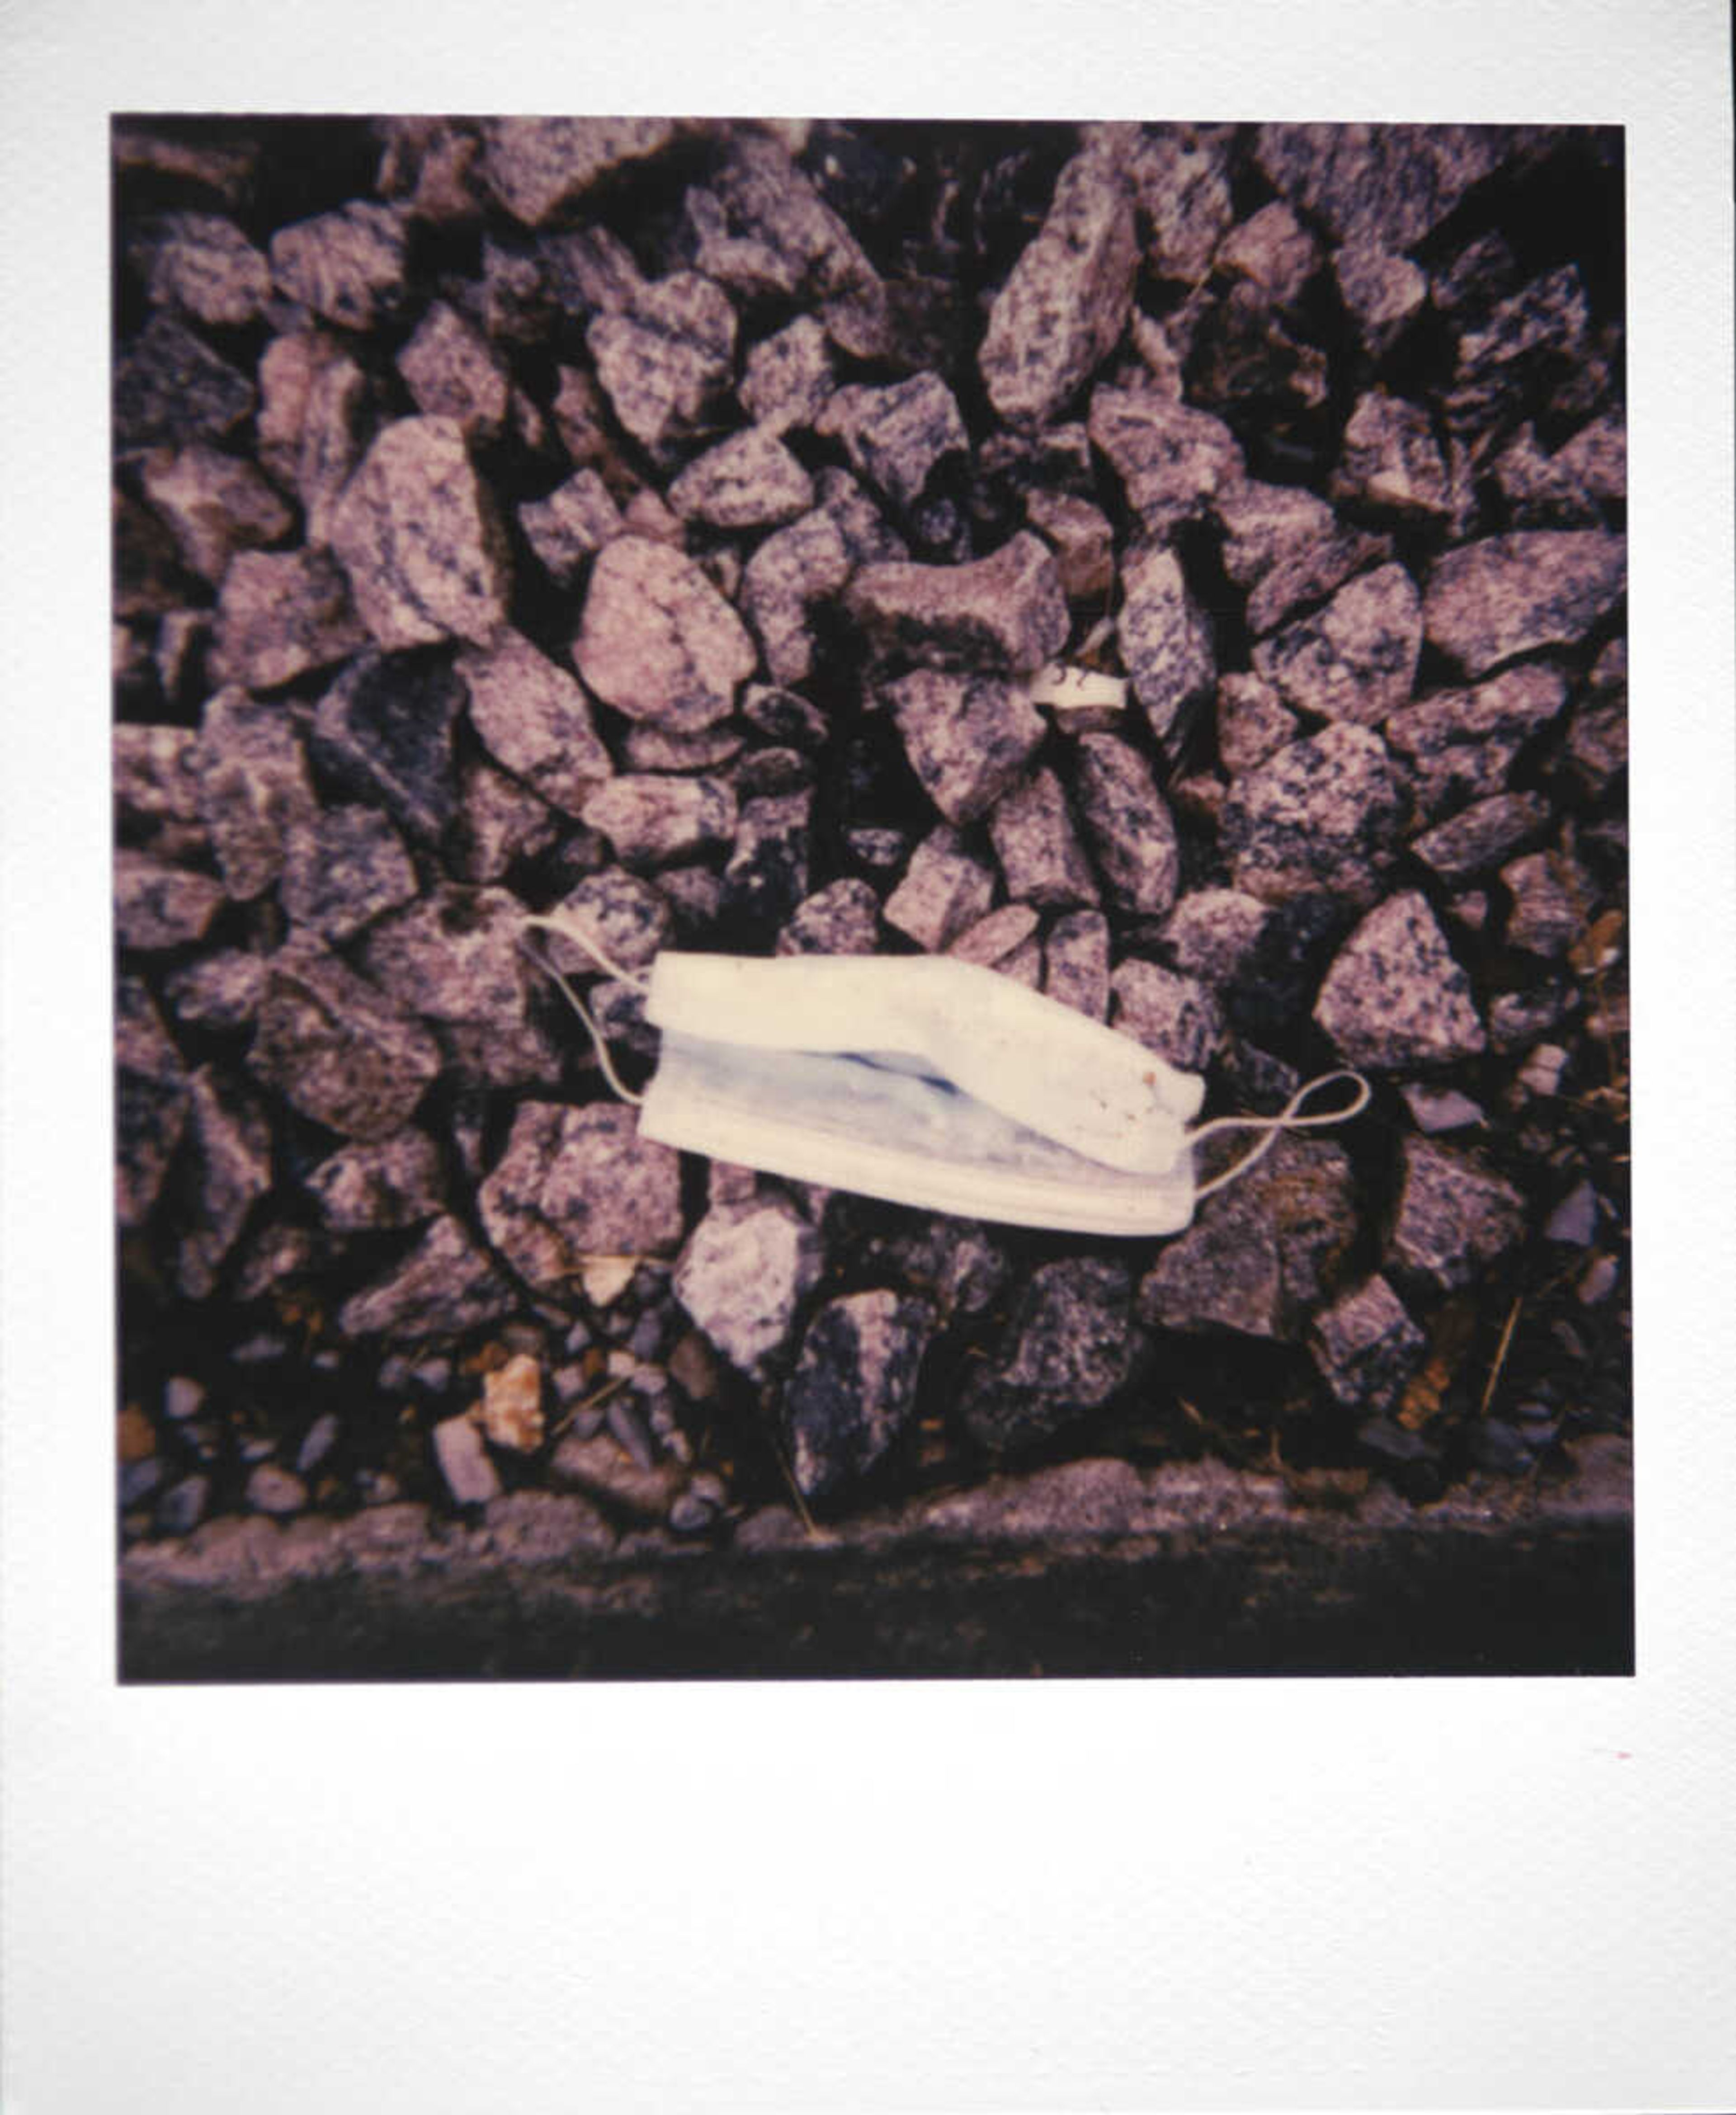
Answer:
763 1419 819 1539
545 1370 632 1445
1480 1295 1524 1419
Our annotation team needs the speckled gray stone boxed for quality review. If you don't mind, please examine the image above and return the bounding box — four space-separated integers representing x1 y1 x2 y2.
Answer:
1071 732 1180 916
980 145 1136 428
886 668 1046 826
783 1290 935 1502
673 1199 824 1377
1387 1136 1527 1292
329 416 512 651
575 536 758 732
846 533 1067 675
817 373 968 510
1221 723 1410 908
1314 891 1486 1069
1424 532 1626 677
248 936 442 1141
1088 386 1243 536
1253 563 1422 726
1118 544 1214 746
479 1103 684 1292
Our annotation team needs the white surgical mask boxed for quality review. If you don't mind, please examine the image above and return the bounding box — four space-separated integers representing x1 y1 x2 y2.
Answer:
522 914 1368 1237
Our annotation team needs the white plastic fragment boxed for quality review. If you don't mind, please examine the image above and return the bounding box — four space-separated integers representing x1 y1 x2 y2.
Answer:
1024 661 1130 714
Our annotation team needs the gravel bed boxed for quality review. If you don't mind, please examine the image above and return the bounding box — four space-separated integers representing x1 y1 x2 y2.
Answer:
112 115 1629 1670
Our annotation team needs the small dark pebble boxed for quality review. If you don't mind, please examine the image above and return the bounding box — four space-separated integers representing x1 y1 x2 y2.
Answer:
155 1473 211 1536
120 1459 164 1509
1469 1419 1534 1475
606 1391 658 1470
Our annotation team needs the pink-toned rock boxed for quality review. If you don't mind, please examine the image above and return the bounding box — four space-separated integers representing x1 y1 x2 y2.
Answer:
396 301 509 441
481 118 679 227
740 510 853 687
885 669 1046 826
586 273 735 458
193 686 318 901
456 630 612 816
113 849 225 951
668 426 815 528
340 1215 516 1342
1331 392 1452 520
816 373 968 509
883 826 996 951
1216 201 1319 305
575 536 758 733
1088 386 1243 534
139 444 293 584
740 316 835 432
478 1103 685 1291
1253 562 1422 727
211 547 366 691
1424 532 1626 677
1216 672 1296 776
1314 891 1486 1069
990 769 1098 910
248 937 442 1141
175 1066 273 1298
582 774 738 869
847 533 1067 675
135 212 271 326
1110 958 1222 1073
1214 477 1391 637
1024 489 1115 602
1119 544 1214 745
518 470 624 588
1043 910 1111 1020
981 145 1137 427
269 203 407 329
1071 732 1179 917
1222 724 1410 908
330 416 512 650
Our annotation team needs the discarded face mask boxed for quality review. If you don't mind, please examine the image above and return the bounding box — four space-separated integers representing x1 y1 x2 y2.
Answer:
521 912 1370 1237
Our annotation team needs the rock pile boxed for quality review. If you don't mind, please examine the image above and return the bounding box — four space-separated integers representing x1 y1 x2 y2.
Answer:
113 116 1628 1553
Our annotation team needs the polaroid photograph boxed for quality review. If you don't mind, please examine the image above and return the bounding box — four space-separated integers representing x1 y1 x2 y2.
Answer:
5 3 1732 2109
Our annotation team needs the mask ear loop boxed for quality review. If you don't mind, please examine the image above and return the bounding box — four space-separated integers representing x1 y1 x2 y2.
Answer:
1188 1070 1371 1200
518 916 650 1109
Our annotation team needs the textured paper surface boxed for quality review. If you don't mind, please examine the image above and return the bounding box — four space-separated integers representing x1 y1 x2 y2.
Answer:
3 2 1733 2109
